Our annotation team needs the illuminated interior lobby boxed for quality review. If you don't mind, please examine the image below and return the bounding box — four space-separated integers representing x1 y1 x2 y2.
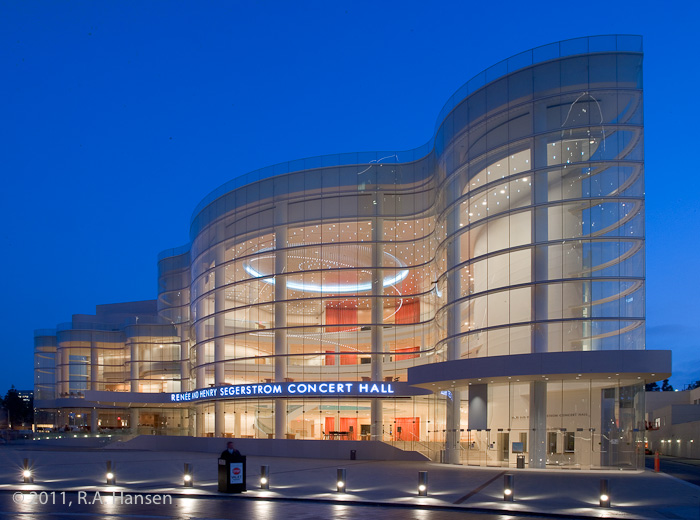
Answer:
34 35 671 469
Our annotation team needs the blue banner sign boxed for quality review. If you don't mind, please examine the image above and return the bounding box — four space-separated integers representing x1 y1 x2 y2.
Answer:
169 381 430 402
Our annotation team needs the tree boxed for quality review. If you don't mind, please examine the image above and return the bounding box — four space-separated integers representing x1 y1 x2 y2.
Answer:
645 382 660 392
2 386 33 429
661 379 674 392
687 380 700 390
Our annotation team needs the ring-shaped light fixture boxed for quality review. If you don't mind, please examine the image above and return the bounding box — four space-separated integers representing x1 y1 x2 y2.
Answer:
242 248 409 294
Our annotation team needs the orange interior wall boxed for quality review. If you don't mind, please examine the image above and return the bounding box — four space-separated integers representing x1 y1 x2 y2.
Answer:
395 417 420 441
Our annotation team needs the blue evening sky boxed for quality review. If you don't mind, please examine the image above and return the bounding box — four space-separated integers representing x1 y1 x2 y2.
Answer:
0 1 698 391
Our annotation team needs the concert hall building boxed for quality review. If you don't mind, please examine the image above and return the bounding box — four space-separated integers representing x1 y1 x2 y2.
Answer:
34 35 671 469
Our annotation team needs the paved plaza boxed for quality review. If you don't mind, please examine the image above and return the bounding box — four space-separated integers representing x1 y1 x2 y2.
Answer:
0 442 697 520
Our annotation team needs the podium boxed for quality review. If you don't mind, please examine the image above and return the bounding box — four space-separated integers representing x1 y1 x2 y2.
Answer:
218 455 247 493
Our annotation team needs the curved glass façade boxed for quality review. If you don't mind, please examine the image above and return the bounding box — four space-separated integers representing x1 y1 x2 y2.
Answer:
156 35 650 468
436 59 645 360
21 35 660 468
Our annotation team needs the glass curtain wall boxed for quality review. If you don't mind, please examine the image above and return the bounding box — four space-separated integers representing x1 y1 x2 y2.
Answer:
158 247 192 392
125 324 182 393
433 51 644 469
189 160 437 439
34 330 57 401
187 45 645 469
436 52 644 361
56 329 127 397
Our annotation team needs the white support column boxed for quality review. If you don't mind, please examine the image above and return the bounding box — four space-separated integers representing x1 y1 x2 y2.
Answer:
178 324 189 392
370 207 384 441
215 401 225 438
59 347 69 397
529 381 547 468
446 202 462 362
195 342 205 390
90 407 98 434
130 342 139 393
90 338 99 391
532 147 549 353
214 238 227 438
130 408 140 435
445 389 462 464
445 204 462 463
274 202 288 440
195 406 205 437
234 411 241 437
82 335 99 434
186 408 194 436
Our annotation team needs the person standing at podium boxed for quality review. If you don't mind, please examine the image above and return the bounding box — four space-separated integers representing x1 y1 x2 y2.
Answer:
220 441 242 461
218 440 246 493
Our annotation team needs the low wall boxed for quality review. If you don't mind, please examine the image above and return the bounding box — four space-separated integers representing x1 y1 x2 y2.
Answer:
11 436 117 448
109 435 429 461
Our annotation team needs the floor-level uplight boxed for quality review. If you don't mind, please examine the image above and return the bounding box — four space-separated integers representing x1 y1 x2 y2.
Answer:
336 468 346 493
503 474 514 502
106 461 115 485
22 459 33 483
260 465 269 489
599 479 610 507
418 471 428 496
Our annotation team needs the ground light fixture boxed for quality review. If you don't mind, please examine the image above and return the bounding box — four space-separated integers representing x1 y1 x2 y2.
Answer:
106 461 116 485
22 459 33 483
336 468 346 493
599 479 610 507
418 471 428 496
183 463 193 487
503 474 514 501
260 465 269 489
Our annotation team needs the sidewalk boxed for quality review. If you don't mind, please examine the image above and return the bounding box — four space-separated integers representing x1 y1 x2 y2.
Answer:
0 446 697 520
655 454 700 467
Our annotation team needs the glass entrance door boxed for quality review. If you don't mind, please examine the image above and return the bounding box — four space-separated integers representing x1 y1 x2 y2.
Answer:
463 429 488 466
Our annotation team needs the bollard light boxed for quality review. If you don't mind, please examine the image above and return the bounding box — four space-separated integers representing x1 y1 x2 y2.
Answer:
22 459 33 483
599 479 610 507
260 465 269 489
418 470 428 496
336 468 346 493
106 461 116 485
503 474 514 502
183 463 193 487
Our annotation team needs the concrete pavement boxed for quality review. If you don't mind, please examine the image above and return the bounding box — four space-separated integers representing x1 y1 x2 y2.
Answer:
646 454 700 488
0 445 697 520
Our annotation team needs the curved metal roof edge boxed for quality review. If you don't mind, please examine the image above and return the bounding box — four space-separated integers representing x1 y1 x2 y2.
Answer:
187 34 642 235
